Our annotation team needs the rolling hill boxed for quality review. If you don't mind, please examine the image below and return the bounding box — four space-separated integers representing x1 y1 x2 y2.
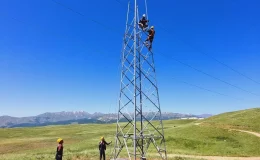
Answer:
200 108 260 132
0 108 259 160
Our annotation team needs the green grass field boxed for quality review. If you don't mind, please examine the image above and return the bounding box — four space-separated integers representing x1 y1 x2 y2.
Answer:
0 108 259 160
200 108 260 132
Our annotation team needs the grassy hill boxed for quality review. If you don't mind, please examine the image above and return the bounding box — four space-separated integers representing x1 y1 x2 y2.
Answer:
200 108 260 132
0 120 201 160
0 109 260 160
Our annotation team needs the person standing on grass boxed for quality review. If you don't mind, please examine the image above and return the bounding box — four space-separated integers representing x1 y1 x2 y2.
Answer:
99 137 112 160
56 138 64 160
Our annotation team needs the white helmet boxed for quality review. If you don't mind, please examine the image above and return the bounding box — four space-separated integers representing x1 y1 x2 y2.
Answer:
143 14 146 17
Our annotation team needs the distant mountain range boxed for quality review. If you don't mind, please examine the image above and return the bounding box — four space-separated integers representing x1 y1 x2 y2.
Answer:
0 111 213 128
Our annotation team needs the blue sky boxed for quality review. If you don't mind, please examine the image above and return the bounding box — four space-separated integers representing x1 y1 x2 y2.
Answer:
0 0 259 117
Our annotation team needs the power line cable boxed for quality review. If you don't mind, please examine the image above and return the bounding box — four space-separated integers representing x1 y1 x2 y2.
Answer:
115 0 134 11
5 4 251 101
170 77 242 100
155 51 259 97
116 0 260 85
49 0 259 97
129 28 259 97
51 0 119 34
115 0 126 6
157 23 260 85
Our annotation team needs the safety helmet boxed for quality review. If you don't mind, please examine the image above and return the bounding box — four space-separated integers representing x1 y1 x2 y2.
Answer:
57 138 63 143
151 26 154 29
100 137 105 140
143 14 146 17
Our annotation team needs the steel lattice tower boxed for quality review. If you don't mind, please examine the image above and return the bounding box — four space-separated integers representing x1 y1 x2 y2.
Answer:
112 0 167 160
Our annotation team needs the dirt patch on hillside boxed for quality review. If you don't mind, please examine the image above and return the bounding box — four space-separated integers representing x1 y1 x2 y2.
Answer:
168 154 260 160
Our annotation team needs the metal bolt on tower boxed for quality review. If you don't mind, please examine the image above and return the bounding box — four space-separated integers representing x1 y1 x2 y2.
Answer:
112 0 167 159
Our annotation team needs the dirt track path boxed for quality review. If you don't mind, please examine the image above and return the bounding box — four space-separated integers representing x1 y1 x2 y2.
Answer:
233 129 260 138
166 124 260 160
195 123 260 138
167 154 260 160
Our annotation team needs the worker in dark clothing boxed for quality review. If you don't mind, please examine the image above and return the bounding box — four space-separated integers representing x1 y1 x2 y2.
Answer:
99 137 112 160
56 138 64 160
139 14 149 30
145 26 155 50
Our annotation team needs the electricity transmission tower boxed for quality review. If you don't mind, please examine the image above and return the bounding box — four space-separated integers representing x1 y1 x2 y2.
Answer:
112 0 167 159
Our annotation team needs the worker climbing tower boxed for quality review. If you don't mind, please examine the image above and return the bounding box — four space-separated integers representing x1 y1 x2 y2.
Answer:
112 0 167 159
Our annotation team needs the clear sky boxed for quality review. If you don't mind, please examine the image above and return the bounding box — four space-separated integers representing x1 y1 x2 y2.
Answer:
0 0 259 117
